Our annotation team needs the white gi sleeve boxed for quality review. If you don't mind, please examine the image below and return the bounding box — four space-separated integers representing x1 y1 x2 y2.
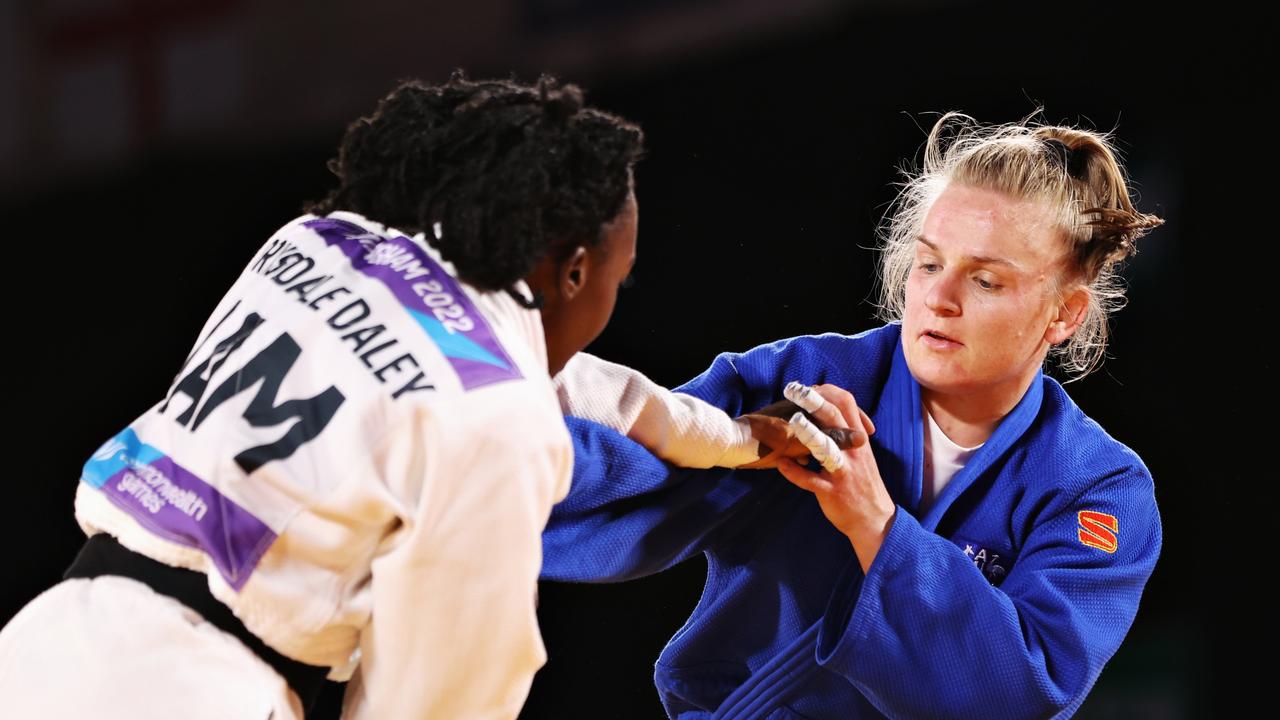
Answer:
342 392 572 720
555 352 759 468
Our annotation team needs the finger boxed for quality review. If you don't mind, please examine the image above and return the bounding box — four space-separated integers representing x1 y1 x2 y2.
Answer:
784 381 825 413
740 415 792 455
776 458 833 494
811 384 861 429
750 398 803 420
789 412 845 473
824 427 867 450
784 381 848 430
858 407 876 436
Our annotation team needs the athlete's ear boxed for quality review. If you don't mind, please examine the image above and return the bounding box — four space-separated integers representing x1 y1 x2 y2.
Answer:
1046 285 1089 345
559 246 590 301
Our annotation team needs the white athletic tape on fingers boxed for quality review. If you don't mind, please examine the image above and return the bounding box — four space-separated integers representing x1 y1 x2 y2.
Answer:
784 381 826 414
789 412 845 473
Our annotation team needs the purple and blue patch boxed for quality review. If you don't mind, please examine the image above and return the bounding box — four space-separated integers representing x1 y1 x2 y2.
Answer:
305 217 523 391
81 428 276 590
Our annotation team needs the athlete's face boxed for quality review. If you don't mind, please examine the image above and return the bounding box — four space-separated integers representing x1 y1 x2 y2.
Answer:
536 187 638 376
569 189 638 360
901 183 1085 406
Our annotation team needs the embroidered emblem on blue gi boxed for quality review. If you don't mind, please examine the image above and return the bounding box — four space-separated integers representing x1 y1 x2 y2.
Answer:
960 542 1011 585
1077 510 1119 553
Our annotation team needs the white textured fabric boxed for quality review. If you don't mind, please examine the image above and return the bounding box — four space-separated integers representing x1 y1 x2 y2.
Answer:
29 211 570 720
921 407 983 513
556 352 759 468
0 577 302 720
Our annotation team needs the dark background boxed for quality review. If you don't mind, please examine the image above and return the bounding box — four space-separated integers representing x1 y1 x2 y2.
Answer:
3 1 1260 717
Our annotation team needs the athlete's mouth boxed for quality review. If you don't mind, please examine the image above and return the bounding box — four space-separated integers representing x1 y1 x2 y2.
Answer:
922 329 962 345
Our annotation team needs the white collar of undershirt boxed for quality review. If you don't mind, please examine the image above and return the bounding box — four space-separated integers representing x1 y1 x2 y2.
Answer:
920 407 984 512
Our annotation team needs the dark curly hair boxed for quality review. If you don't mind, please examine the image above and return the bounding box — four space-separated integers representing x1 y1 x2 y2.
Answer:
307 73 644 304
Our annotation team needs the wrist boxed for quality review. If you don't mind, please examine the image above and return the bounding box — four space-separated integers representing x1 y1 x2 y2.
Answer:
845 504 897 573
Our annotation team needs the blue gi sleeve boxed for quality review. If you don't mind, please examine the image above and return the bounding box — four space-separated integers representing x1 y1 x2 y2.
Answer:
814 466 1162 719
542 336 838 583
539 418 773 583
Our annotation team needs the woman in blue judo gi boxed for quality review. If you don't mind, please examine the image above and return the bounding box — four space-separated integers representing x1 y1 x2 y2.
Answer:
545 112 1165 719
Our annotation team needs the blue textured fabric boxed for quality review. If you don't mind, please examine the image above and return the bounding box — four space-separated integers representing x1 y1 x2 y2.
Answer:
542 323 1162 719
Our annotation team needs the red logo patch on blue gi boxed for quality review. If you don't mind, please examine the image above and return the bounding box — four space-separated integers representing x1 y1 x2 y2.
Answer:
1077 510 1119 553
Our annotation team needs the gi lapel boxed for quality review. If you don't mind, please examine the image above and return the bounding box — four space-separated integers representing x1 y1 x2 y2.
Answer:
869 340 925 514
918 365 1044 532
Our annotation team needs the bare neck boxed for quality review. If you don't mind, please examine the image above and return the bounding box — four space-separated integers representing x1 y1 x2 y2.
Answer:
921 371 1038 447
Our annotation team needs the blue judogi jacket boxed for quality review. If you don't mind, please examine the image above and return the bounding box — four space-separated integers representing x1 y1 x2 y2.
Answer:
542 323 1161 719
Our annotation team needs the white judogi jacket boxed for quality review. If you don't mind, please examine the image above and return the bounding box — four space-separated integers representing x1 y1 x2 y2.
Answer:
74 211 572 719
